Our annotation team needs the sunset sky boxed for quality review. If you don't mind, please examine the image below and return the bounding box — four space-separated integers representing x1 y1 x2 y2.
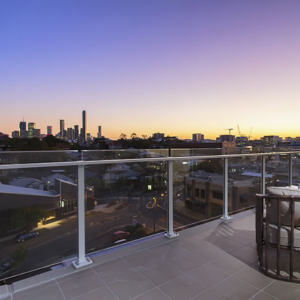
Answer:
1 0 300 140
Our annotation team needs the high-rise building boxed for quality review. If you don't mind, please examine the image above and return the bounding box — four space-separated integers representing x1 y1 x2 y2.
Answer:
60 120 65 139
80 128 84 142
74 125 79 139
82 110 86 141
47 126 52 135
19 121 27 138
67 128 75 140
33 129 40 138
98 126 102 138
12 131 20 138
87 133 92 141
192 133 204 142
28 123 35 138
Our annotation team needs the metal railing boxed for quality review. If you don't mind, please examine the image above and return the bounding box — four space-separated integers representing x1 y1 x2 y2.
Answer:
0 149 299 273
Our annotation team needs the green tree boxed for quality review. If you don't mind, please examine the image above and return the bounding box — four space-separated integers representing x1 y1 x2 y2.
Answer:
10 244 28 268
12 207 47 232
0 176 9 184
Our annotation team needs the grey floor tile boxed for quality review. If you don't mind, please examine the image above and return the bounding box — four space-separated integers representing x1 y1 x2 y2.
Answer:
188 263 230 288
141 262 183 286
14 283 64 300
133 288 171 300
230 245 257 264
263 280 300 300
192 243 227 262
249 291 279 300
13 281 57 299
69 286 118 300
93 258 136 284
124 250 161 271
211 253 248 274
195 228 227 243
234 266 274 290
192 290 225 300
56 268 93 283
58 270 104 300
167 249 207 273
175 236 203 251
149 242 206 273
212 237 244 253
108 271 154 300
210 276 259 300
159 274 207 300
226 231 255 246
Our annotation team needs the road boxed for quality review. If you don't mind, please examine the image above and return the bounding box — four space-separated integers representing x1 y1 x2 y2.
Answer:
0 186 192 278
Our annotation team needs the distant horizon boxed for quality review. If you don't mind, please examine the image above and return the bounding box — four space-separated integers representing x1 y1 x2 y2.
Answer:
3 116 300 141
1 1 300 140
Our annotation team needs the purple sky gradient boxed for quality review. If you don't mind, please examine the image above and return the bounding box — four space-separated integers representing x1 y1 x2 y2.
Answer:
1 0 300 139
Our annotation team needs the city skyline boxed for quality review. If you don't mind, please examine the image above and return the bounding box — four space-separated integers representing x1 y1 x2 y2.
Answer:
1 1 300 139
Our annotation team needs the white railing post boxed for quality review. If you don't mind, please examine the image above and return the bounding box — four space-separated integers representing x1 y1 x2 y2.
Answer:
72 164 93 269
261 155 266 195
288 153 293 186
221 157 232 221
164 160 179 238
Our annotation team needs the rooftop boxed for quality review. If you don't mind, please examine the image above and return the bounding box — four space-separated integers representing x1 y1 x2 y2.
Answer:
1 209 299 300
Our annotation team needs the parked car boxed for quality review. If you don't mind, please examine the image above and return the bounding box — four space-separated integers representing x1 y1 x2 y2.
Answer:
0 262 18 280
112 231 130 242
15 231 39 243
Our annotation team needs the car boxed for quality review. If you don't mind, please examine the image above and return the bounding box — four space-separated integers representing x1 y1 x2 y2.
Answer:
112 231 130 242
0 262 18 280
15 231 39 243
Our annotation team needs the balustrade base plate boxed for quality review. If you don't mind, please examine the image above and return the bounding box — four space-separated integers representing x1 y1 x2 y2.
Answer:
221 215 233 221
72 257 93 269
164 232 179 239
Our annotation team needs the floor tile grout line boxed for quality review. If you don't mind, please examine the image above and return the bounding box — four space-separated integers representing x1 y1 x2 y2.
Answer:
11 281 58 300
91 268 121 300
55 279 67 300
256 280 282 300
55 269 94 284
67 286 109 300
188 288 227 300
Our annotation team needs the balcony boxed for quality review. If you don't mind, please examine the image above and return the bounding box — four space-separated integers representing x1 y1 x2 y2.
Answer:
1 149 300 299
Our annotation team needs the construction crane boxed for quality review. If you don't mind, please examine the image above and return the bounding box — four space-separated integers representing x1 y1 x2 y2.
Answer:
248 127 253 140
237 125 242 137
224 128 233 135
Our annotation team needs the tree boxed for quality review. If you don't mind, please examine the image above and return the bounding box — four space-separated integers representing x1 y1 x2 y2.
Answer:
119 133 127 140
131 133 137 139
142 135 148 140
12 207 47 232
0 176 9 184
10 244 28 268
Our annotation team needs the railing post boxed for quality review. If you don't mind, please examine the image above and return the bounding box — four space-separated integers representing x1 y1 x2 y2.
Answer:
72 164 93 269
165 160 179 238
221 157 232 221
288 153 293 186
261 155 266 195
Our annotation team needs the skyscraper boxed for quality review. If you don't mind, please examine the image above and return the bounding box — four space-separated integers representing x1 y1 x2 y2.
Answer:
47 126 52 135
98 126 102 138
19 121 27 138
28 123 35 138
82 110 86 141
74 125 79 139
67 128 75 140
60 120 65 139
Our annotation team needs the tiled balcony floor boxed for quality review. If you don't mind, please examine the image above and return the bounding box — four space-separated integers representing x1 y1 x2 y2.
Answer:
2 209 300 300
